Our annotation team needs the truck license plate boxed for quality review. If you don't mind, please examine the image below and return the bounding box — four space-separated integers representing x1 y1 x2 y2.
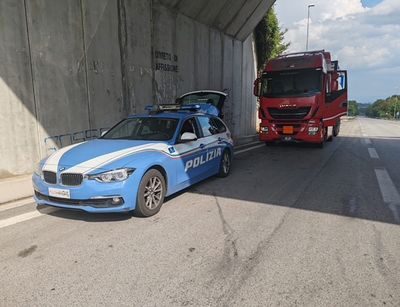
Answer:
282 136 293 141
283 126 294 134
48 187 71 199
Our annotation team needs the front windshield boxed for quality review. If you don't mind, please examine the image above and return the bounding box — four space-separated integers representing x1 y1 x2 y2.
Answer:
261 69 322 98
101 117 178 141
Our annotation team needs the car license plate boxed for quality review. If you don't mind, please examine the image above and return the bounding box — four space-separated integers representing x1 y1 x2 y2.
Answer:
48 187 71 199
283 126 294 134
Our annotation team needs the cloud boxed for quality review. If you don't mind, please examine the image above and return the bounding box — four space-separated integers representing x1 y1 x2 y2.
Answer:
275 0 400 102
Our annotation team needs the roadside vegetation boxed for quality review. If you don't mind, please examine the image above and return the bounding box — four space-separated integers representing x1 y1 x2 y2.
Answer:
365 95 400 119
348 100 359 116
254 6 289 71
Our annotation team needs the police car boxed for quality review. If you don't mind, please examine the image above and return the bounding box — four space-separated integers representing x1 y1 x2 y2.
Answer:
32 104 233 216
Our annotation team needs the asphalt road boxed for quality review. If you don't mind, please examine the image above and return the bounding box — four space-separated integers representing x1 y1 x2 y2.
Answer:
1 117 400 306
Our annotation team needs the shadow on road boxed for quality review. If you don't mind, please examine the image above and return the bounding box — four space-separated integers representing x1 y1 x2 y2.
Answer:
37 135 400 226
188 135 400 226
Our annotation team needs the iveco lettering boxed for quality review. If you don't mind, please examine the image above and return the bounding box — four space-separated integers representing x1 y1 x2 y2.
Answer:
32 104 233 216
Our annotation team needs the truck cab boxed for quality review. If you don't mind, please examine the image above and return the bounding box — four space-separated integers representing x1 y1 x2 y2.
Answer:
254 50 348 147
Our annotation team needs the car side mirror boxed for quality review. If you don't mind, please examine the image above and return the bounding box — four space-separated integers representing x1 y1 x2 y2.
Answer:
180 132 197 142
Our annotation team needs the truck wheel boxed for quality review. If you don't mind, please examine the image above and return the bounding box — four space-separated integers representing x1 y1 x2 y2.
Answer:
327 127 333 142
217 150 232 178
333 120 341 137
135 169 166 217
265 141 275 146
317 128 327 148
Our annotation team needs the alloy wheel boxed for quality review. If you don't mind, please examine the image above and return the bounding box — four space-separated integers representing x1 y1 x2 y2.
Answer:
144 176 163 210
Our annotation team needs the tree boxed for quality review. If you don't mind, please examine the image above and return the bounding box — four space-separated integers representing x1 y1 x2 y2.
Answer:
347 100 359 116
254 6 290 71
366 95 400 119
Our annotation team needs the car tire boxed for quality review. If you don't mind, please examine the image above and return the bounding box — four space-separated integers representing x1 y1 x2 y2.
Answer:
134 169 166 217
217 150 232 178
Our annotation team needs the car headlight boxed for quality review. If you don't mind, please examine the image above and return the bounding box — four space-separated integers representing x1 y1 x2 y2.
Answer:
34 163 43 177
87 168 135 183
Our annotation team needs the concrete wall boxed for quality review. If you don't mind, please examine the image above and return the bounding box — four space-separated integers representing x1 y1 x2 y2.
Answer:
0 0 40 177
0 0 264 178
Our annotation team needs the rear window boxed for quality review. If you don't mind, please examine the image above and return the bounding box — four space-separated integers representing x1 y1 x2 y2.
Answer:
211 117 227 134
197 116 227 136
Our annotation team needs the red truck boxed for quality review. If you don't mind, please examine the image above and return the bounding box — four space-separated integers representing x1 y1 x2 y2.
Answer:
253 50 348 147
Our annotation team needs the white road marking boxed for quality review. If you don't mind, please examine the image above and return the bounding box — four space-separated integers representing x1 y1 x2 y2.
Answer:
375 168 400 223
349 197 357 214
0 207 56 229
364 138 372 145
368 148 379 159
0 197 34 213
235 144 265 155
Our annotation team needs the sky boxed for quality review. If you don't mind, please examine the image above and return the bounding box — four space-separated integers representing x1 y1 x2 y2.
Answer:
275 0 400 103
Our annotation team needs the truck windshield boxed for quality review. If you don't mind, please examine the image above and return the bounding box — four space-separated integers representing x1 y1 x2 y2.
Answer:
101 118 179 141
261 69 322 98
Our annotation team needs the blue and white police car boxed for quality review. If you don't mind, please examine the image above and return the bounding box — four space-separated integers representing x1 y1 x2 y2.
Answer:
32 104 233 216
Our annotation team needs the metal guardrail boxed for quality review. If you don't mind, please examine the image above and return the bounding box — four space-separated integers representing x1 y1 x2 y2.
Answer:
44 127 109 154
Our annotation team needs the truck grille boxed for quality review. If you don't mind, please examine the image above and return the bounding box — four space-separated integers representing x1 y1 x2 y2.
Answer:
268 107 311 120
61 173 83 186
43 171 57 184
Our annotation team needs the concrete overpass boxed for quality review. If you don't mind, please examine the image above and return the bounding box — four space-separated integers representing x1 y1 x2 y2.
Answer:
0 0 275 177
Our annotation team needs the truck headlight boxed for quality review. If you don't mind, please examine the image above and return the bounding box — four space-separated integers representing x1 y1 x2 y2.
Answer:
87 168 135 183
260 126 269 134
308 127 319 136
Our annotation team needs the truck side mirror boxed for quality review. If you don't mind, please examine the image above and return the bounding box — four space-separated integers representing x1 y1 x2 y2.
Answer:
253 78 261 97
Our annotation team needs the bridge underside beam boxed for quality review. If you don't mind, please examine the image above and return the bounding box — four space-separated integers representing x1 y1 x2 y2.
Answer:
160 0 275 41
